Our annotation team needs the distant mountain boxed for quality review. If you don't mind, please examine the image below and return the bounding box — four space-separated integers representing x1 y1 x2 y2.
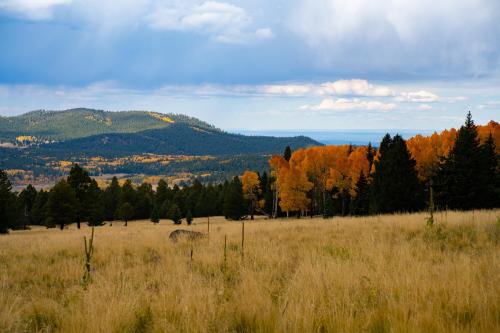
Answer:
0 108 215 142
33 122 319 157
0 109 320 157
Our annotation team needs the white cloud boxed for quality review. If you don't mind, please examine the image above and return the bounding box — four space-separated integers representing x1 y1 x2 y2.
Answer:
0 0 272 44
146 1 272 44
260 79 395 97
304 98 396 111
397 90 439 102
418 104 433 110
0 0 72 20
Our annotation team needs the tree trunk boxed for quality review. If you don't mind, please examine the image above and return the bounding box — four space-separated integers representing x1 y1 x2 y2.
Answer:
77 217 81 229
125 220 128 227
60 223 64 230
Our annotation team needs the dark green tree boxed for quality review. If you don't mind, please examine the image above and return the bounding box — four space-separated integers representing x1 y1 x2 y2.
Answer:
136 183 154 219
223 176 246 220
351 171 370 216
117 202 134 226
32 189 49 226
0 169 17 233
150 204 160 224
86 180 105 226
19 184 37 228
479 133 500 208
46 180 78 230
435 112 499 210
103 177 121 221
283 146 292 162
67 164 93 229
370 134 424 214
366 142 375 171
156 179 170 209
186 210 193 225
167 203 182 224
323 193 334 218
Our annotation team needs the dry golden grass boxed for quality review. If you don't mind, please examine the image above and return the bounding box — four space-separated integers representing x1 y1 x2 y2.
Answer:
1 210 499 333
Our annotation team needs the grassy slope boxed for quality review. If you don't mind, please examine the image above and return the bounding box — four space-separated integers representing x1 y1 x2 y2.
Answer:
1 210 499 332
0 109 214 141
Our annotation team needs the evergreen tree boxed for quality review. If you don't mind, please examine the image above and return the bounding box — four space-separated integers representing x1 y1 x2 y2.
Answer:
223 176 246 220
479 133 500 208
120 180 137 218
46 180 78 230
260 172 274 216
351 171 370 216
117 202 134 226
19 184 37 228
435 112 499 209
156 179 170 207
67 164 93 229
186 210 193 225
283 146 292 162
32 189 49 226
136 183 154 219
104 177 121 221
167 203 182 224
323 193 334 218
150 204 160 224
86 180 105 226
370 134 424 214
0 169 16 233
367 142 375 171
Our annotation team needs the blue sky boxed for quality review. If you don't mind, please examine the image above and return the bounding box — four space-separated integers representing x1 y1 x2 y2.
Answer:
0 0 499 130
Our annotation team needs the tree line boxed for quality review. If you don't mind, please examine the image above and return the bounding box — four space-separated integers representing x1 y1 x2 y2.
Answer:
0 113 498 233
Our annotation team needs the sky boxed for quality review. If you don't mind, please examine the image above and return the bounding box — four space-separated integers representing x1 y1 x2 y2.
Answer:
0 0 499 131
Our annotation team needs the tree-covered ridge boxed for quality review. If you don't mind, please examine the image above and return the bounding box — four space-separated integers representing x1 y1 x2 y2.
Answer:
33 122 319 157
0 108 216 142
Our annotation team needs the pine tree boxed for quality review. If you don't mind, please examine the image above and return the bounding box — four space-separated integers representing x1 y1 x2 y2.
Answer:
67 164 93 229
19 184 37 228
370 134 424 214
283 146 292 162
104 177 121 221
323 193 334 218
478 133 499 208
0 169 16 233
223 176 246 220
86 180 105 226
186 210 193 225
117 202 134 226
150 204 160 224
435 112 498 210
32 189 49 226
46 180 78 230
367 142 375 171
136 183 154 219
167 203 182 224
351 171 370 216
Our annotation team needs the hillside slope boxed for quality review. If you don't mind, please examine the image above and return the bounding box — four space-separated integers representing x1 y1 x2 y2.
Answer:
0 108 214 141
33 122 320 157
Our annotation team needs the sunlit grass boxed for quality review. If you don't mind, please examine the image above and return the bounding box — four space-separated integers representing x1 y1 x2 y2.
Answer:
1 210 499 332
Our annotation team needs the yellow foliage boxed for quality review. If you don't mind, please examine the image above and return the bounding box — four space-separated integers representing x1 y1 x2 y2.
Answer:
15 135 35 142
149 112 175 123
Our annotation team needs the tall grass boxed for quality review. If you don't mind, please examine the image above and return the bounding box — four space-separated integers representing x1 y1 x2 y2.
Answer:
0 210 499 332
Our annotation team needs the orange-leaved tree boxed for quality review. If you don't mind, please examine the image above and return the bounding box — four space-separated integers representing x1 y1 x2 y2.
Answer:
241 171 261 220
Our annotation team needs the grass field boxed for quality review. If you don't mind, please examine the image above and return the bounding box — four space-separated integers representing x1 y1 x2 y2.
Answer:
1 210 499 333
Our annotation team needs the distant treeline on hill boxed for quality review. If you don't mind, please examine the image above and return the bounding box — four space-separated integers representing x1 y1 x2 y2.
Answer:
0 112 498 233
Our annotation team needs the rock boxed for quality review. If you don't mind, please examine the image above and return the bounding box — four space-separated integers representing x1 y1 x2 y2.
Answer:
169 229 205 242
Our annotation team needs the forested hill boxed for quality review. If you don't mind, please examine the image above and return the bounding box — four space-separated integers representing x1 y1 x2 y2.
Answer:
32 122 319 157
0 108 320 157
0 108 215 142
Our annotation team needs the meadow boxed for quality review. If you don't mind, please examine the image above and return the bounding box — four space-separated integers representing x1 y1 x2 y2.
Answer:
0 210 499 333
